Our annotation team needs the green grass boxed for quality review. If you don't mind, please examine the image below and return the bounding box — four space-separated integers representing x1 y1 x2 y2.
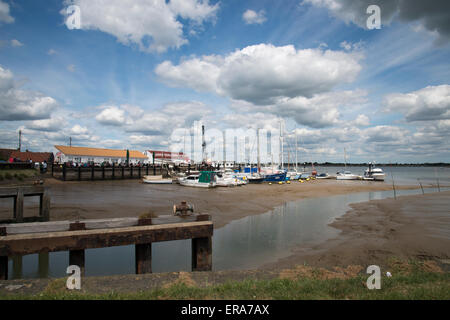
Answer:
1 269 449 300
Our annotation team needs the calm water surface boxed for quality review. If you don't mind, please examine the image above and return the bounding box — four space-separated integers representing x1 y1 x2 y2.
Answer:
7 184 448 279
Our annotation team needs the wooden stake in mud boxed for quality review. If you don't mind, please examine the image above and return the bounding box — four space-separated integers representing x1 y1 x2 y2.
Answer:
14 189 24 223
391 171 397 200
418 179 425 195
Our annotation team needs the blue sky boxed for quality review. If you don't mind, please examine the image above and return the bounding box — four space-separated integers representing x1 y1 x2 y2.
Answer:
0 0 449 163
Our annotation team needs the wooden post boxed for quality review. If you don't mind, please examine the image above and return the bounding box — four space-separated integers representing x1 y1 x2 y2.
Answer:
138 166 141 179
78 166 81 181
69 250 85 276
146 165 149 176
122 166 125 179
192 237 212 271
62 163 66 181
91 166 95 181
38 252 49 278
135 243 152 274
51 162 54 177
69 222 86 276
12 255 22 279
39 188 50 222
112 163 115 180
130 165 133 178
14 189 24 223
102 166 105 180
0 256 7 280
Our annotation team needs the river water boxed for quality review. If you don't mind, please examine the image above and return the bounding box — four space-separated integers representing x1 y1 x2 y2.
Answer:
7 185 448 280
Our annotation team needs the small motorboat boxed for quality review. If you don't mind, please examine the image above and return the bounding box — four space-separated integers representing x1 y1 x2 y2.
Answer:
143 175 173 184
363 163 385 181
316 173 332 179
336 171 361 180
179 171 217 188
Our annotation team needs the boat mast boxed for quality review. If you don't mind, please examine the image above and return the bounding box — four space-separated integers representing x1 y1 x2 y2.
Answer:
295 130 298 172
344 148 347 169
257 128 261 173
279 121 284 170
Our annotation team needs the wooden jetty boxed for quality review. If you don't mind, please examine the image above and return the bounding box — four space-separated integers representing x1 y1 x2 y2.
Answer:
0 186 50 224
0 214 213 280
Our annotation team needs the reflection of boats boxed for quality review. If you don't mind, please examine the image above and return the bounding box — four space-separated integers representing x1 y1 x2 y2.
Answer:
179 171 217 188
143 175 173 184
363 163 385 181
336 171 361 180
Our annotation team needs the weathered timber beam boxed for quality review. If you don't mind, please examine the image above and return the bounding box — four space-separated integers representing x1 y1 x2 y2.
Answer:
0 221 213 256
0 215 210 235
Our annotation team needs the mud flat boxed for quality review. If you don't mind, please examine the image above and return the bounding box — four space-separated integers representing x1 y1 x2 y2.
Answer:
0 179 422 228
265 191 450 270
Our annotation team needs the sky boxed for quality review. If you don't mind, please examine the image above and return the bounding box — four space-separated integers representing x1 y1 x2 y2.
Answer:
0 0 449 164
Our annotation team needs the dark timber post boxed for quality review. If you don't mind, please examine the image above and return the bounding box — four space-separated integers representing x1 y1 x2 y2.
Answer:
102 165 105 180
39 188 50 222
62 163 66 181
0 226 6 280
138 166 141 179
146 164 149 176
112 163 115 180
51 162 54 177
78 166 81 181
153 152 156 175
0 256 7 280
135 244 152 274
130 165 133 178
14 188 24 223
69 222 86 276
91 166 95 181
122 166 125 179
192 237 212 271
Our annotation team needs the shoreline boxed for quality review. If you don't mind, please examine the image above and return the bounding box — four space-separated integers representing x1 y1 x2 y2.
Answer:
263 190 450 270
0 178 426 229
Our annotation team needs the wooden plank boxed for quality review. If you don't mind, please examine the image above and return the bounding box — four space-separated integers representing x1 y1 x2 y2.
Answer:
69 250 85 276
192 237 212 271
135 243 152 274
0 215 208 235
0 256 7 280
0 221 213 256
15 189 24 223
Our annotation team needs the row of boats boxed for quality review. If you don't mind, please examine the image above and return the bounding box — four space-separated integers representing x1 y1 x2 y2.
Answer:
142 164 386 188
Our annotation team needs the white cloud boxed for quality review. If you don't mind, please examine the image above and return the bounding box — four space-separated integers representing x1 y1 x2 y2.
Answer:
156 44 363 105
61 0 219 53
26 116 68 132
10 39 23 47
384 85 450 122
67 64 76 72
0 0 14 24
95 106 127 126
47 49 58 55
242 9 267 25
0 66 59 121
352 114 370 126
